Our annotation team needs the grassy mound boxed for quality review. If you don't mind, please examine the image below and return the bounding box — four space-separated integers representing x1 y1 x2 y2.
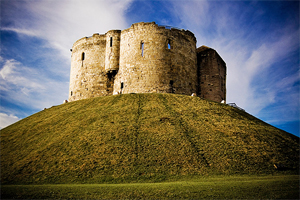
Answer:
1 93 299 184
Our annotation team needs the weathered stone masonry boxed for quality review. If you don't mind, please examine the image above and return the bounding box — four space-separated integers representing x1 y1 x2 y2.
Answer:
69 22 226 102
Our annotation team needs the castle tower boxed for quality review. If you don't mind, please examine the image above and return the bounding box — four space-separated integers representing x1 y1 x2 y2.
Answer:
69 34 109 102
113 22 198 95
105 30 121 72
68 22 226 103
197 46 226 102
105 30 121 95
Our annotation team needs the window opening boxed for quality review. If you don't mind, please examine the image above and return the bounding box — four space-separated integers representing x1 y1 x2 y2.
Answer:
81 52 85 60
121 82 124 90
170 80 175 93
167 39 171 49
141 41 144 57
110 37 113 47
70 91 73 96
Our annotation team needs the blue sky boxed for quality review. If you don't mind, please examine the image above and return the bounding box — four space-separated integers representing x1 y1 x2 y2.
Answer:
1 0 299 136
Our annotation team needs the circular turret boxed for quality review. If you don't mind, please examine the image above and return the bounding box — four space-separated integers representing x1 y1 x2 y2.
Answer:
68 33 108 102
113 22 197 95
105 30 121 72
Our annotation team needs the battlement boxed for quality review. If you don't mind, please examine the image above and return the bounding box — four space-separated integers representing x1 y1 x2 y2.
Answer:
71 34 106 52
68 22 226 102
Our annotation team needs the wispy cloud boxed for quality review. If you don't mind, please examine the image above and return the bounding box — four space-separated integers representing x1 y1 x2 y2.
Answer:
224 25 299 114
170 1 299 114
0 27 38 37
0 113 20 129
0 59 44 92
0 57 66 109
2 0 133 59
1 0 134 104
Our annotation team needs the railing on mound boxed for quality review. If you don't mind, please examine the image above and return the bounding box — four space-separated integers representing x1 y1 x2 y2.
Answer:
227 103 245 112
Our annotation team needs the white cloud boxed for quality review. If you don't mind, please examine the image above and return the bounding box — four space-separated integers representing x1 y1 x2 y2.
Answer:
224 26 299 114
2 0 133 59
0 60 15 80
0 59 44 93
275 72 300 92
0 113 20 129
0 57 67 112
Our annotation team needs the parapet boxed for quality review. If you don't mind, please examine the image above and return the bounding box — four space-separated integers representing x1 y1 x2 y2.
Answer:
71 33 106 52
122 22 196 43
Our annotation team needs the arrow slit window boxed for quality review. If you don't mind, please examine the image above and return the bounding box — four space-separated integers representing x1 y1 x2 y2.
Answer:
141 41 144 57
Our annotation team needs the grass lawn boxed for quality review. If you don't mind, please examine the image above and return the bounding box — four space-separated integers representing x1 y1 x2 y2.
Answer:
1 175 299 199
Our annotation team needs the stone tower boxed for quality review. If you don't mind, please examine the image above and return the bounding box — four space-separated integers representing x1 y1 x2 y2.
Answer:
68 22 226 102
113 22 197 95
197 46 226 102
69 33 108 101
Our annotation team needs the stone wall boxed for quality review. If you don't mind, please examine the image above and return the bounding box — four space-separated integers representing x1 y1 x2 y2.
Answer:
69 34 110 101
113 22 197 95
105 30 121 72
197 46 226 102
68 22 226 103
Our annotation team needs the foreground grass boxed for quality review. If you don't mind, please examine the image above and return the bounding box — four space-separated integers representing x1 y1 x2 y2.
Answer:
1 175 299 199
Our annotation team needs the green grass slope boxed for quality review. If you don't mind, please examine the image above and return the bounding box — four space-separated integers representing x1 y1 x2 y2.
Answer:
1 93 299 184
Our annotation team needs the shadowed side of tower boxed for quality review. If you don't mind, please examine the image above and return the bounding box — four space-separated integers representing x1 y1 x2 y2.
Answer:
197 46 226 102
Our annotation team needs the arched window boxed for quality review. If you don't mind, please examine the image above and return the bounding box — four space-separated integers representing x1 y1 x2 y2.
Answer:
81 52 85 60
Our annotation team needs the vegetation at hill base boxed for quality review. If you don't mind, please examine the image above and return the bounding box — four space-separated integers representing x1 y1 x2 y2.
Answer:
2 175 299 199
1 93 299 185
